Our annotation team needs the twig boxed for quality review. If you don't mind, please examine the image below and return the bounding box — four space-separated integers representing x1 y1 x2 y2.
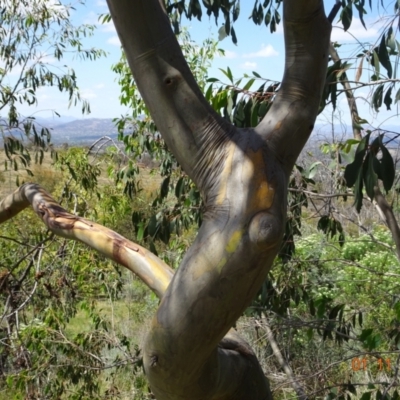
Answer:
328 0 342 23
259 313 309 400
382 352 400 397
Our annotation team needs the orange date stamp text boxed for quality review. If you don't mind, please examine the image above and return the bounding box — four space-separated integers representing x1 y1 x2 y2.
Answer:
351 357 391 371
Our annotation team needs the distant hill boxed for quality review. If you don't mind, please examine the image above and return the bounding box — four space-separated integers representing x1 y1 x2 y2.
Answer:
1 117 398 148
0 117 124 146
49 118 120 144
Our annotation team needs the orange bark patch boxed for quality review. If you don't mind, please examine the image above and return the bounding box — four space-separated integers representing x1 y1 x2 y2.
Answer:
242 148 275 212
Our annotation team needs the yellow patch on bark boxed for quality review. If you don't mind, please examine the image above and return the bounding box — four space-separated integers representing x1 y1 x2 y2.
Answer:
243 148 275 211
216 230 242 273
216 142 236 205
226 230 243 253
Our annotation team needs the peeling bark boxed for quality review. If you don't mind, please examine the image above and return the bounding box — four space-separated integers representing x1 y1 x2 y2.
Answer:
0 183 173 298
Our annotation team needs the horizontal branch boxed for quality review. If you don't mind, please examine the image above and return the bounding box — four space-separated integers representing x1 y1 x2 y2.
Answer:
0 183 174 298
336 78 400 90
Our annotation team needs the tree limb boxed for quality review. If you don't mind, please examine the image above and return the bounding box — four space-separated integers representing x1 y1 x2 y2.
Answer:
373 186 400 261
329 43 362 140
0 182 274 399
257 0 331 175
0 183 174 298
105 0 233 194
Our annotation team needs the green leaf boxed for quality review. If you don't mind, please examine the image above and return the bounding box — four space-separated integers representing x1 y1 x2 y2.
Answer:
372 84 384 111
232 2 240 21
329 304 344 320
373 49 380 77
344 134 369 187
160 176 170 199
243 78 255 91
354 167 364 213
378 136 395 192
362 153 377 200
137 223 145 241
378 34 393 78
347 383 357 395
264 9 271 27
341 3 353 31
231 26 237 45
148 215 158 237
317 215 330 233
359 328 373 341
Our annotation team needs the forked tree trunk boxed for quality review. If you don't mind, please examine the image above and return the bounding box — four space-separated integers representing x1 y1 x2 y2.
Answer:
105 0 330 398
0 0 331 399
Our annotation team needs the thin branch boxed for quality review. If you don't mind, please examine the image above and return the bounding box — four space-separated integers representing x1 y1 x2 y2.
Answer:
374 186 400 261
289 188 354 199
382 352 400 397
329 43 362 140
258 0 331 175
328 0 342 23
258 314 309 400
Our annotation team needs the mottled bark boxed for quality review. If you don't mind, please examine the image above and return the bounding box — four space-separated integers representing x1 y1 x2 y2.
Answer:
106 0 330 399
0 183 173 298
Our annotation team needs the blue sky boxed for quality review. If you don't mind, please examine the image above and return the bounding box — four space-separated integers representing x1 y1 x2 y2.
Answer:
16 0 399 132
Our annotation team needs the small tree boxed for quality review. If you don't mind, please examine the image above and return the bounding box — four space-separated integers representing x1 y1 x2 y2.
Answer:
0 0 105 177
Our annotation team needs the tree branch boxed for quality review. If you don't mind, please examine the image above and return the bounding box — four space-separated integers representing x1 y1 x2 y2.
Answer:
329 43 362 140
373 186 400 261
330 46 400 262
105 0 232 193
0 182 274 399
257 0 331 175
0 183 174 298
328 0 342 23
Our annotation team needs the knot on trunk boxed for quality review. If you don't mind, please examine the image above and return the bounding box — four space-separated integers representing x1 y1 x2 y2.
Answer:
248 211 283 250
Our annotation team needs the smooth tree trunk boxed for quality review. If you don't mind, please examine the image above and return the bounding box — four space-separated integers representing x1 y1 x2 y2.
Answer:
105 0 331 399
0 0 331 399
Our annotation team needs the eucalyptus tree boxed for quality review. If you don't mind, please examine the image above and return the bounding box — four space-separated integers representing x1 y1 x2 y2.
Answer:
103 0 332 399
1 0 335 398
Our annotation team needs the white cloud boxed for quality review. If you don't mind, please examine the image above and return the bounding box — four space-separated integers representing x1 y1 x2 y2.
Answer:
81 89 97 99
331 18 379 42
239 61 258 70
243 44 278 58
84 10 115 33
102 21 116 33
219 50 237 59
84 11 99 25
107 36 121 47
94 83 105 89
96 0 107 7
